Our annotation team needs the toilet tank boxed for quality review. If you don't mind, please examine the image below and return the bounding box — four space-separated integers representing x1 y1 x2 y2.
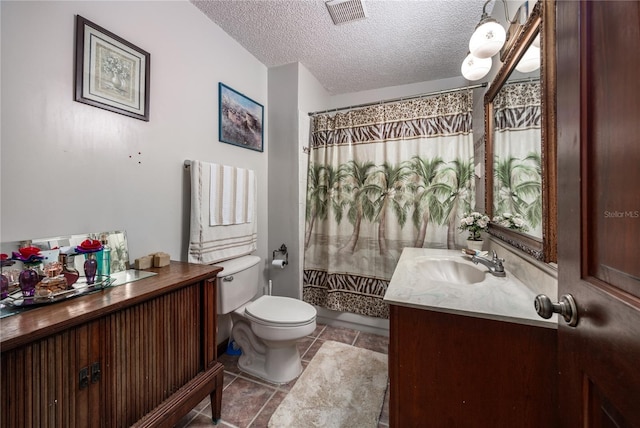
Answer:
215 255 261 315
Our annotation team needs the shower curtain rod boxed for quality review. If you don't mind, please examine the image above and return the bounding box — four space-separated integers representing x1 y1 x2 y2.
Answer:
505 77 540 85
307 82 487 117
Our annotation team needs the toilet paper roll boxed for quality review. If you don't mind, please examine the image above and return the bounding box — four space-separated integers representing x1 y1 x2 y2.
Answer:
272 259 286 269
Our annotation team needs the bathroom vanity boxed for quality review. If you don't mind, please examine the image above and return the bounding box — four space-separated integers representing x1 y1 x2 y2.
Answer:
384 248 557 427
1 262 224 427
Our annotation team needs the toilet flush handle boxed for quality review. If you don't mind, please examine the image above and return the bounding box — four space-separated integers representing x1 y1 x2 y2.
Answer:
223 276 234 282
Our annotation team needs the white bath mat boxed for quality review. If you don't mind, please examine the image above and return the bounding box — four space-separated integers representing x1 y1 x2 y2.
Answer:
268 340 388 428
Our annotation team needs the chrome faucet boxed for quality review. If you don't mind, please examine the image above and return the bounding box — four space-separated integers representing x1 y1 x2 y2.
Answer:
471 250 506 277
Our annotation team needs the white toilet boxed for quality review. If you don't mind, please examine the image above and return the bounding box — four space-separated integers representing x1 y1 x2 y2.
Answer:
216 255 317 384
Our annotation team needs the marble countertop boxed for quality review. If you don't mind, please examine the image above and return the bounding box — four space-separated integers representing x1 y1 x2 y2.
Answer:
383 248 558 329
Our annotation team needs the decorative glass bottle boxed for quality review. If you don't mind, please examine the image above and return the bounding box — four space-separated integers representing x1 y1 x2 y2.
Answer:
97 234 111 279
1 255 15 299
0 273 9 299
18 265 40 297
76 238 103 286
84 253 98 285
60 253 80 286
11 246 44 297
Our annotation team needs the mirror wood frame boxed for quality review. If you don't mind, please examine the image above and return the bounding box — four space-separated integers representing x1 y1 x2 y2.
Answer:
484 0 557 263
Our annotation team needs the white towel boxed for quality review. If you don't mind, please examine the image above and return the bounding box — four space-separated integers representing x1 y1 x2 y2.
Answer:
210 165 254 226
246 169 255 224
235 168 247 224
189 160 257 264
221 165 234 224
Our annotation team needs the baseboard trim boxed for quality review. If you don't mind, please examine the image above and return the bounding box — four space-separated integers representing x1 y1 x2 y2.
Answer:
316 307 389 337
217 338 229 359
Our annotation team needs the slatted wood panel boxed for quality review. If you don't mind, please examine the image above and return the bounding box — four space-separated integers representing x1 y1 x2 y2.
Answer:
102 283 202 427
1 263 222 426
1 321 101 427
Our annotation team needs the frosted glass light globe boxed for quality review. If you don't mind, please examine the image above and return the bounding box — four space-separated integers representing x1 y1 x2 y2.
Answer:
515 45 541 73
532 33 541 48
461 53 492 81
469 20 506 59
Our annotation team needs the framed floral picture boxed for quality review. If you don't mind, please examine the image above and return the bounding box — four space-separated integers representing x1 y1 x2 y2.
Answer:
74 15 150 121
219 83 264 152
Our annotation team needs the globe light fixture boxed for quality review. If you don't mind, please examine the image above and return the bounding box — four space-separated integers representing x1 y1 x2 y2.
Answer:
461 0 523 81
515 44 540 73
469 16 507 59
532 33 541 48
461 53 492 81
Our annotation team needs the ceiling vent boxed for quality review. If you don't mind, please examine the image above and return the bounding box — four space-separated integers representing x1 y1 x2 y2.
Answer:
325 0 368 25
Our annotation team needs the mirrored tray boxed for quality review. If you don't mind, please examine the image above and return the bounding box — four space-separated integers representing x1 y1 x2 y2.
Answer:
2 276 115 307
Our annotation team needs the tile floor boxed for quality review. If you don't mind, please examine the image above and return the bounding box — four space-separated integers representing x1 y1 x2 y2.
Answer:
175 324 390 428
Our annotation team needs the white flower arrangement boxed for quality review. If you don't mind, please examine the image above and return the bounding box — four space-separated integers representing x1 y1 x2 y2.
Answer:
459 212 490 241
492 212 529 232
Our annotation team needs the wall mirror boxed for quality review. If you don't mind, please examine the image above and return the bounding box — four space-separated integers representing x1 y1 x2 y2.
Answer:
484 0 556 262
1 230 130 274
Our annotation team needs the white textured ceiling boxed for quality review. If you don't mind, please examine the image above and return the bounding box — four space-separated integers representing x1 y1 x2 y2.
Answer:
191 0 490 95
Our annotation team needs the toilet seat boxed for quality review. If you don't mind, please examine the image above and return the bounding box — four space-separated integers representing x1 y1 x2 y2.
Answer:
245 296 316 327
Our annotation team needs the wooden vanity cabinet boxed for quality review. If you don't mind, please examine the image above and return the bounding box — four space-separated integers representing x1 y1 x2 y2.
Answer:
2 319 103 426
1 262 224 427
388 304 557 428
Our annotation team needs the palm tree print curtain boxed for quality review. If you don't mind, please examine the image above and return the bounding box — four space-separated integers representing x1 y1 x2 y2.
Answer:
303 91 474 319
493 81 542 237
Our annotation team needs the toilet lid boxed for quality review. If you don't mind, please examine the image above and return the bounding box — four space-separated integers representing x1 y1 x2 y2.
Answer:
245 296 316 326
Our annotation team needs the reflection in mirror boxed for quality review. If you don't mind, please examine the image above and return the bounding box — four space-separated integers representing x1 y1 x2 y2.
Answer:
484 0 556 262
26 231 130 274
1 231 159 319
492 78 542 239
0 231 130 285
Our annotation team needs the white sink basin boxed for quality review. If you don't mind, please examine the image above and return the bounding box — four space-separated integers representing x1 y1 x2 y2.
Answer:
384 248 558 329
417 258 486 285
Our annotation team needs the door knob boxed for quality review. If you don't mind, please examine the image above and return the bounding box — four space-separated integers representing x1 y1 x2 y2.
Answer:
534 294 578 327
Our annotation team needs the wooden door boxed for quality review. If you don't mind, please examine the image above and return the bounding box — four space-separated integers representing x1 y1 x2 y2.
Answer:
556 1 640 426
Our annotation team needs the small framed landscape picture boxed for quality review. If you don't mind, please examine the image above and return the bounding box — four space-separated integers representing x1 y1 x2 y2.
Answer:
74 15 150 121
219 83 264 152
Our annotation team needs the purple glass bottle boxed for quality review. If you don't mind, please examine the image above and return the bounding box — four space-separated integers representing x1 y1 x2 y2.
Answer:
84 254 98 285
18 267 39 297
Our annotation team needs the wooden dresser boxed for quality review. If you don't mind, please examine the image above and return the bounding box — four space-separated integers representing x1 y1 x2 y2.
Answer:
1 262 224 427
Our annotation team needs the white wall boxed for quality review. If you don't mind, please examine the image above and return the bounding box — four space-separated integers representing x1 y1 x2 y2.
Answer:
297 63 331 114
266 63 330 300
1 1 269 274
296 64 329 295
267 63 299 298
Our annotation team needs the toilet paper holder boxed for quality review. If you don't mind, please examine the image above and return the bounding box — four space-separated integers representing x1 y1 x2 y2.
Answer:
272 244 288 266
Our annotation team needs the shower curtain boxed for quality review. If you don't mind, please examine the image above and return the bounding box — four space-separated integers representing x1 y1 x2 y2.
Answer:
303 91 474 319
493 81 542 237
